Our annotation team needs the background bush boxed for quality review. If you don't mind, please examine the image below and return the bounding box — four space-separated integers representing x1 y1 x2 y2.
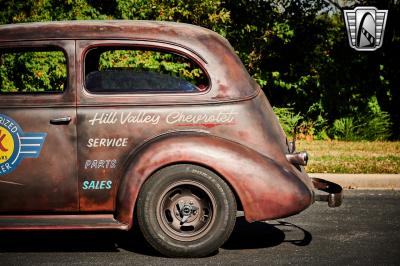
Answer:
0 0 398 140
0 51 66 93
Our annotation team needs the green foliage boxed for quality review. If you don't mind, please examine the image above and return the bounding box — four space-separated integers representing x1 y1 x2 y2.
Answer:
0 0 109 23
98 50 206 86
331 97 393 141
360 96 393 140
0 51 66 93
312 115 329 140
273 107 330 140
0 0 398 139
359 112 392 141
331 117 357 140
273 107 302 138
297 116 330 141
115 0 231 36
224 0 399 139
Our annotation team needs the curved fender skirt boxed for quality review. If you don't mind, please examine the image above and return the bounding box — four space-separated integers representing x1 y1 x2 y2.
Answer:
115 133 314 227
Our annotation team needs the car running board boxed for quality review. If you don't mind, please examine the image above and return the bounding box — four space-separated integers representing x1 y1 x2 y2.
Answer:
0 214 129 231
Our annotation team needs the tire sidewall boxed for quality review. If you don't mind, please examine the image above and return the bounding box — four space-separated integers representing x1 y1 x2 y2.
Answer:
137 164 236 257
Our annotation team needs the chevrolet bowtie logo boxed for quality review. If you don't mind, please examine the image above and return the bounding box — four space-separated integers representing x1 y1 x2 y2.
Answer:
344 6 388 51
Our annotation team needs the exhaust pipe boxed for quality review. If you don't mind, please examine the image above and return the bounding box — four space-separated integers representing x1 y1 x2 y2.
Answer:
286 151 308 166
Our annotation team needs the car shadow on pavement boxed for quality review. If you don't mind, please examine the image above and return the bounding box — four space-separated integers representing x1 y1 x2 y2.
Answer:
0 218 312 256
222 217 313 250
0 225 160 255
0 230 122 253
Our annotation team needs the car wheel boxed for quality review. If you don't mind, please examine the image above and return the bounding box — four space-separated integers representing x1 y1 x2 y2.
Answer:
136 164 237 257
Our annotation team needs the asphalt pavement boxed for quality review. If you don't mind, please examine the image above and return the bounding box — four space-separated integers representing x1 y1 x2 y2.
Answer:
1 189 400 265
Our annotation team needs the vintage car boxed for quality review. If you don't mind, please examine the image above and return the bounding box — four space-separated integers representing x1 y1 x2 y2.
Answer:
0 21 342 257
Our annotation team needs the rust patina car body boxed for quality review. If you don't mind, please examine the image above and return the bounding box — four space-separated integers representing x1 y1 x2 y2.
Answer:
0 21 342 256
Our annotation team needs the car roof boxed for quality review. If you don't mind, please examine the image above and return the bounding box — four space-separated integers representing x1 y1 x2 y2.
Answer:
0 20 259 101
0 20 216 42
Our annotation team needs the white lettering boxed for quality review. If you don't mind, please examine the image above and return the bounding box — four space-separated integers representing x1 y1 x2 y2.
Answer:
88 110 236 127
87 138 94 147
0 116 18 133
120 111 160 125
166 110 237 125
86 138 128 148
0 163 11 174
88 112 118 126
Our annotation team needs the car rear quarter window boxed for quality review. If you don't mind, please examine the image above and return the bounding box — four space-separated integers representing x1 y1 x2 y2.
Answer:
84 48 209 94
0 49 67 94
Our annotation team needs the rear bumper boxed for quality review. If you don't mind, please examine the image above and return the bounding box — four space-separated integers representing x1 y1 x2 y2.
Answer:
312 178 343 207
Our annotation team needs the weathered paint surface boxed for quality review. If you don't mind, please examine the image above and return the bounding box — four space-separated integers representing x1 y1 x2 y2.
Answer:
0 21 315 229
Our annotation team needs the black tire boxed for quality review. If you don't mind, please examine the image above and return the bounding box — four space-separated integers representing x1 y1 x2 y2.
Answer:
136 164 237 257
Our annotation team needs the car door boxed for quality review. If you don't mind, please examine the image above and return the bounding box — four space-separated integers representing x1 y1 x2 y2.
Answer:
0 40 78 212
75 40 211 212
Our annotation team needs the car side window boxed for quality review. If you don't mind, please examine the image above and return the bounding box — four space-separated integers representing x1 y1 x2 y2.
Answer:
84 48 208 94
0 49 67 94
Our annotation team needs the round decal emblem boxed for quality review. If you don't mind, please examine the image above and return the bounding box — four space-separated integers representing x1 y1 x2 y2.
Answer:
0 125 15 164
0 114 46 176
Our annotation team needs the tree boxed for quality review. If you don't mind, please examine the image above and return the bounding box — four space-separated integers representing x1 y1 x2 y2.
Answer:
0 0 398 139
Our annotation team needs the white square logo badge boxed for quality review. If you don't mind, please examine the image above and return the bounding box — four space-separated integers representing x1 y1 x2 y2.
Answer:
344 6 388 51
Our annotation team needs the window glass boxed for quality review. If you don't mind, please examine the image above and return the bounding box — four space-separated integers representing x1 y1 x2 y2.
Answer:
0 50 67 93
85 48 208 94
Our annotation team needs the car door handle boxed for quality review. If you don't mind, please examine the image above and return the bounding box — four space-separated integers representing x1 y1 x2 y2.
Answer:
50 116 71 125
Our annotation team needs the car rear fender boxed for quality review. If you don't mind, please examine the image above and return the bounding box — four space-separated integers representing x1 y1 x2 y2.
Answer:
115 132 313 228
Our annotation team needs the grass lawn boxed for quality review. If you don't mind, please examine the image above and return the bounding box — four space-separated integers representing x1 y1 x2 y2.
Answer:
297 140 400 174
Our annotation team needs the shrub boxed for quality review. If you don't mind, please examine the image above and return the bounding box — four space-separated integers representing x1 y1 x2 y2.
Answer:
360 96 393 140
357 111 392 140
273 107 302 138
331 108 392 141
331 117 358 140
299 115 330 140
